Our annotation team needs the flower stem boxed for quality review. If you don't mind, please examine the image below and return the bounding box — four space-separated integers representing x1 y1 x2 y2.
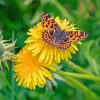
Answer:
0 72 11 90
0 71 18 98
55 72 100 100
66 61 92 74
56 70 100 83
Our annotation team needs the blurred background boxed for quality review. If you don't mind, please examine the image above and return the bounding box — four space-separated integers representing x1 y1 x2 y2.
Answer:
0 0 100 100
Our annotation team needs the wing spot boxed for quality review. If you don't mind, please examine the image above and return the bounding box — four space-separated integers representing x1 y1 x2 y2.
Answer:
46 25 48 27
69 35 73 37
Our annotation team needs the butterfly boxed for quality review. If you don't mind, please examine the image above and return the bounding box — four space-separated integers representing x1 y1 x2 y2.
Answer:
41 12 87 50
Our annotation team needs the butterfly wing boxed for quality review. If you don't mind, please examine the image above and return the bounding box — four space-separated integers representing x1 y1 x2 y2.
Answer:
41 12 61 30
79 32 88 40
55 40 71 50
55 35 71 50
41 13 87 50
42 30 54 45
68 31 87 43
67 31 79 42
42 30 71 50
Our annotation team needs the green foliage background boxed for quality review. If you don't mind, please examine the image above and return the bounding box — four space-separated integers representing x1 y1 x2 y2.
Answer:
0 0 100 100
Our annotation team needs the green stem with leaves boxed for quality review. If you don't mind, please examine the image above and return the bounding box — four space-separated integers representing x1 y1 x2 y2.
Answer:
55 70 100 100
56 70 100 83
66 61 92 74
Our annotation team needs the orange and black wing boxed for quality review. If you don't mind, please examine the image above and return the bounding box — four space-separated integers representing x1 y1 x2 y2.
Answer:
68 31 87 43
41 12 61 31
42 30 54 45
55 36 71 50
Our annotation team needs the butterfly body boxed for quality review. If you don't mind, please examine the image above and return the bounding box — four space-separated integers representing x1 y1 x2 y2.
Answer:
41 12 87 50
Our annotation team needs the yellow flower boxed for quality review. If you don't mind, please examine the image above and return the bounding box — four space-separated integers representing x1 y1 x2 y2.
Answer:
25 17 81 64
13 46 56 89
